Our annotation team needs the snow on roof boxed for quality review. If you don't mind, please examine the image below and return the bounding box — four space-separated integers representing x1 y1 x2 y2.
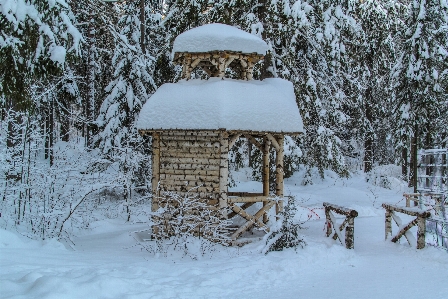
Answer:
137 78 303 133
172 23 268 55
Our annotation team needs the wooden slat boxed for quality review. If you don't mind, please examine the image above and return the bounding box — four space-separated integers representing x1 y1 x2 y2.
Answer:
159 174 219 182
160 152 221 159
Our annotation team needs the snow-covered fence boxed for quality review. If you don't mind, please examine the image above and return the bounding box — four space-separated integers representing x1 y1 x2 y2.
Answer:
323 202 358 249
382 203 431 249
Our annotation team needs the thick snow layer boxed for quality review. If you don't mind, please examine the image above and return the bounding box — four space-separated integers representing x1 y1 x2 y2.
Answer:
172 23 268 55
137 78 304 133
2 171 448 299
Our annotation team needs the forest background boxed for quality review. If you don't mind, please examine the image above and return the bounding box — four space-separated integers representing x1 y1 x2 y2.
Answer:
1 0 447 240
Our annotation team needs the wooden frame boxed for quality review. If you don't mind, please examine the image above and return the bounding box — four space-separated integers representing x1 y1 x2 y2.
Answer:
382 203 431 249
141 128 292 241
324 202 358 249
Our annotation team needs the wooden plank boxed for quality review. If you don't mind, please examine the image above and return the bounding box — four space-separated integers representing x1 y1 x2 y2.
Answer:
160 179 219 188
228 196 271 203
162 130 221 137
152 133 160 212
159 173 219 182
219 132 229 209
160 140 220 147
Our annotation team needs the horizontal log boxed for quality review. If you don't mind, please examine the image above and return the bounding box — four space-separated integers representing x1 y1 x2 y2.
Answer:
381 203 431 218
160 157 221 165
160 163 220 171
323 202 358 217
160 140 221 148
160 179 219 188
161 186 220 193
160 146 218 154
228 196 272 203
228 192 264 197
160 174 219 183
160 169 220 176
156 191 219 200
161 152 221 159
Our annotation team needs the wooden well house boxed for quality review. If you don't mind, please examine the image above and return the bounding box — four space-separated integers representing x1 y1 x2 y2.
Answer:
137 24 304 240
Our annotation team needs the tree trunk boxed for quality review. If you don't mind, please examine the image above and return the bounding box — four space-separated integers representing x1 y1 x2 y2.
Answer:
364 87 374 173
140 0 145 54
409 125 418 192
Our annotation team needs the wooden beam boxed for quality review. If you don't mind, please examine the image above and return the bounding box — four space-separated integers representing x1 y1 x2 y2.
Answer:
275 135 284 213
266 133 280 151
228 192 263 197
244 134 263 151
263 137 270 223
219 131 229 209
230 204 266 229
231 200 275 240
228 133 242 149
228 196 271 203
228 202 254 218
152 133 160 212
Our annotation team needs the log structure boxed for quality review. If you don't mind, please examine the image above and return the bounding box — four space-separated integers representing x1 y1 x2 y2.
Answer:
382 203 431 249
137 24 304 241
323 202 358 249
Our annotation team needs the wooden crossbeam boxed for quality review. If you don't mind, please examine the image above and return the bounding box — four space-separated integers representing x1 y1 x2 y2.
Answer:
244 134 263 151
228 134 242 148
382 203 430 249
230 204 266 230
227 202 254 219
266 133 280 151
231 200 275 240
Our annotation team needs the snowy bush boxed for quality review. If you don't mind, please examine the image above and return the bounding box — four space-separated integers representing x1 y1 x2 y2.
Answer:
145 190 231 258
262 196 306 253
366 164 403 190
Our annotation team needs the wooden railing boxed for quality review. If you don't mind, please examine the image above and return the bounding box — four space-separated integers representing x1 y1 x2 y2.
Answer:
382 203 431 249
403 193 420 207
323 202 358 249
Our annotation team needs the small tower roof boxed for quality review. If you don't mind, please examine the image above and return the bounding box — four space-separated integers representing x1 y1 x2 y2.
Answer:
172 23 268 55
137 78 303 133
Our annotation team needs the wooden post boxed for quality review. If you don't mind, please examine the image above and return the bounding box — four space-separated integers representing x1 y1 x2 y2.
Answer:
275 135 284 214
417 216 426 249
325 207 332 237
262 137 270 223
385 209 392 240
345 217 355 249
152 132 160 212
219 131 229 210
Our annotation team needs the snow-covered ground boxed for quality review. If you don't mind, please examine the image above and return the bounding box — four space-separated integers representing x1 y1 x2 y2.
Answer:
1 170 447 299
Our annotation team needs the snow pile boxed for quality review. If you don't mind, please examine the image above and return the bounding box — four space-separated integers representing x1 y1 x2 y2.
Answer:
2 172 448 299
137 78 303 133
172 23 268 55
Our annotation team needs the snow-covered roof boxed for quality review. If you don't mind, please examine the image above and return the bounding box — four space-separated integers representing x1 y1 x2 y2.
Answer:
137 78 303 133
172 24 268 55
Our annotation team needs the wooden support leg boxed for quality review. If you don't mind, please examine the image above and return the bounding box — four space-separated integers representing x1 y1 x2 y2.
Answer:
345 217 355 249
325 207 332 238
385 209 392 240
417 216 426 249
262 137 270 224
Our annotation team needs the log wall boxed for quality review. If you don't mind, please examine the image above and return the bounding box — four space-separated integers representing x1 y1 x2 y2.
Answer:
153 130 225 210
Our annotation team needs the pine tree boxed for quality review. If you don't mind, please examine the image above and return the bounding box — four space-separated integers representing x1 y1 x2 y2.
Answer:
394 0 448 184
